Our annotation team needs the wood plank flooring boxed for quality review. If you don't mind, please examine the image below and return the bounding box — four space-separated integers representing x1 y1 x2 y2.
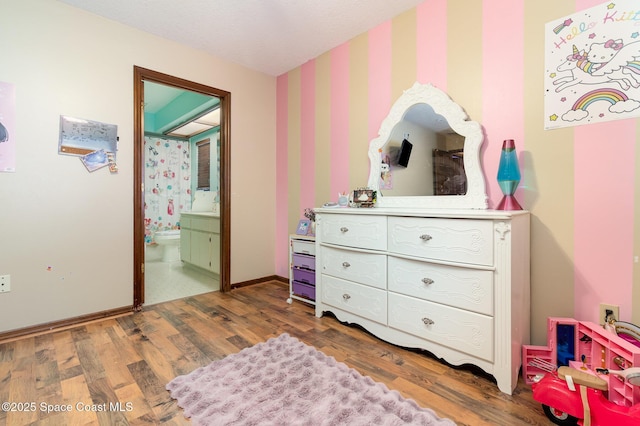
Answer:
0 281 552 425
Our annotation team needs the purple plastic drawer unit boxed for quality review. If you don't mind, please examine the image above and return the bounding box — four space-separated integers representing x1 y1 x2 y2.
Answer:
293 268 315 285
289 235 316 305
292 281 315 300
292 253 315 271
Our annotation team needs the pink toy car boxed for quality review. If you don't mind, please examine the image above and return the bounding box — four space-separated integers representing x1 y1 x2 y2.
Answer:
532 366 640 425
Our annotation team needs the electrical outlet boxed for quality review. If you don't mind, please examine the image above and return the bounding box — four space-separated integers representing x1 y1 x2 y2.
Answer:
599 303 619 325
0 275 10 293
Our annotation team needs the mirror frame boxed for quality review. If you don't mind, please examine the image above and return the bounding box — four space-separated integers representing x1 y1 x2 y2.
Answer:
367 82 488 209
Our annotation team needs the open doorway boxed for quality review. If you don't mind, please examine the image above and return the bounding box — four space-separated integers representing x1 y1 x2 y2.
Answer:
133 66 231 308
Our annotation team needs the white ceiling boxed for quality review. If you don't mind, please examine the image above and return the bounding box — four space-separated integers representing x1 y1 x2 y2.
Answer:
56 0 425 76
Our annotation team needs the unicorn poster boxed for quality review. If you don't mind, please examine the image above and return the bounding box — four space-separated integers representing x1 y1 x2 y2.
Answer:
545 1 640 130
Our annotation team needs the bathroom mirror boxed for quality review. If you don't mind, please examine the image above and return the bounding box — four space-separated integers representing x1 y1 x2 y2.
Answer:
367 82 487 209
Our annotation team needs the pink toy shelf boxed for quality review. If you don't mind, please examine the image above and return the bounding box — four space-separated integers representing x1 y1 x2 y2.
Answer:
523 317 640 407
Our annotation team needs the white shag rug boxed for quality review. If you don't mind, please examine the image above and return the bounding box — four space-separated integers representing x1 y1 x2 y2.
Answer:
166 333 456 425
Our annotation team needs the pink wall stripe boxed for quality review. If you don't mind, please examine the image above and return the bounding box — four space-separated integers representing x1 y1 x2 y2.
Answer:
574 120 636 321
300 60 316 214
481 0 525 209
416 0 447 90
368 22 392 142
330 43 351 196
573 1 635 321
275 74 289 277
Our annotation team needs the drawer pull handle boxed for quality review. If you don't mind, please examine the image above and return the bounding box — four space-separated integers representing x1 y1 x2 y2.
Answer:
343 294 351 300
422 317 435 326
340 227 349 233
342 262 351 268
422 278 434 285
420 234 433 241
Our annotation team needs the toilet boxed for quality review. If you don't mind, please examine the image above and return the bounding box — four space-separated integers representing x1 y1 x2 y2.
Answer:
154 230 181 262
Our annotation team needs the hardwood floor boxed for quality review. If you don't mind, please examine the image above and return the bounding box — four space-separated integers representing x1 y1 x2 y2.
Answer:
0 281 552 425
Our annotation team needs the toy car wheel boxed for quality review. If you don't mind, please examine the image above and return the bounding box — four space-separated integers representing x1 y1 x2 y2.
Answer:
542 405 578 425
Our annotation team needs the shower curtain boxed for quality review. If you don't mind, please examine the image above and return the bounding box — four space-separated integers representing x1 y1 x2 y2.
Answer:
144 136 191 244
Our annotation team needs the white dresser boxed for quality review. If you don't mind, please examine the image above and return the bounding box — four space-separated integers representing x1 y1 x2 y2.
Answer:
314 208 530 394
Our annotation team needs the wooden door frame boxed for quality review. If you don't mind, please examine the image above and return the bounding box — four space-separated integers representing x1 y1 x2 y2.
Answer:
133 66 231 308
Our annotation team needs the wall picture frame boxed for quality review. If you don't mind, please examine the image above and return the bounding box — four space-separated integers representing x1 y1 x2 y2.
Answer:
296 219 311 235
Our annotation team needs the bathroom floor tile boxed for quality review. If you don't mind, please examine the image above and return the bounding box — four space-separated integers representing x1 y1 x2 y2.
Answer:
144 260 220 305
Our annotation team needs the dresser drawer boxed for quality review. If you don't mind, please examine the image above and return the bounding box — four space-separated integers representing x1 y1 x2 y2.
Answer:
388 217 493 266
292 240 315 256
292 253 315 271
320 246 386 289
320 214 386 251
388 256 493 316
388 292 493 362
320 275 387 324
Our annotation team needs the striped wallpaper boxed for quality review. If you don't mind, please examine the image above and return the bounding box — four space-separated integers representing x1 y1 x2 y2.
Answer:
276 0 639 344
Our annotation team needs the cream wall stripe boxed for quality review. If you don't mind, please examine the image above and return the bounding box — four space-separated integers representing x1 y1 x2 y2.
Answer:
391 9 417 103
349 33 370 190
368 21 391 201
447 0 482 123
300 60 316 214
275 74 289 277
315 52 332 208
287 68 302 239
524 1 575 344
368 22 392 148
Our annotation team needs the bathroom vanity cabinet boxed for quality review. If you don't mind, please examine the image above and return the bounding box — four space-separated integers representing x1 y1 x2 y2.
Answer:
314 208 530 395
180 212 220 274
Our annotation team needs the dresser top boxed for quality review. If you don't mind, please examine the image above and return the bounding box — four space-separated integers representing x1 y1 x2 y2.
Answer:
314 207 529 220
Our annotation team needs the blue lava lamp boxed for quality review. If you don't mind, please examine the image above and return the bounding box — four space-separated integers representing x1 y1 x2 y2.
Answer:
496 139 522 210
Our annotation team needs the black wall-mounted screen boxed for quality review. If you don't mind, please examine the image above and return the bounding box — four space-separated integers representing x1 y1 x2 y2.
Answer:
397 139 413 167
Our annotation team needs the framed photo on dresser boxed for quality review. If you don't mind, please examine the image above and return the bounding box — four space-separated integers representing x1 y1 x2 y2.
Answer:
295 219 310 235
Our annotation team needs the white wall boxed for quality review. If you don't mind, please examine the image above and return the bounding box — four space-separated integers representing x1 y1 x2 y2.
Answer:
0 0 277 332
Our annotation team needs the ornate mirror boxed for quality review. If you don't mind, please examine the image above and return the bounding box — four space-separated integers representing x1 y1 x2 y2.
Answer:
367 82 487 209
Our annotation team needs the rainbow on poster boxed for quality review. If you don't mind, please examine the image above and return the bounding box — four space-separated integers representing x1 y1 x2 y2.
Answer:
572 88 628 111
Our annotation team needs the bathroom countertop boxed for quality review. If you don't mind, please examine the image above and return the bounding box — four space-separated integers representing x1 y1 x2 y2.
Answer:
181 211 220 217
